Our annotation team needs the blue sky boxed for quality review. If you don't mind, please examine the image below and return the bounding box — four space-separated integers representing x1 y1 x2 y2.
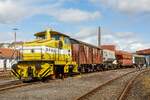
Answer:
0 0 150 51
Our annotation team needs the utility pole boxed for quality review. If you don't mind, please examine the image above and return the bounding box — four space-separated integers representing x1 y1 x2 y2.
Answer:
98 26 101 47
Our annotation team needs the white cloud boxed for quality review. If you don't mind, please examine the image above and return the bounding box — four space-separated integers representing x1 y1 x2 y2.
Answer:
50 9 101 23
74 27 97 39
90 0 150 14
0 0 101 24
116 0 150 14
0 0 29 24
74 27 150 51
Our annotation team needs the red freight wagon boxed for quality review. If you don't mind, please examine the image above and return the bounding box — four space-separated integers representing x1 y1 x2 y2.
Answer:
115 50 133 67
116 50 132 59
118 59 133 66
71 38 103 72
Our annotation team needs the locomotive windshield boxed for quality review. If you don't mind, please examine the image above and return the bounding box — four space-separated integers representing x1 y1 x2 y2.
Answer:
51 34 60 40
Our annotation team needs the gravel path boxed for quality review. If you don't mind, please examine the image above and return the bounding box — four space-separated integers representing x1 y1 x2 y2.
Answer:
0 68 136 100
126 70 150 100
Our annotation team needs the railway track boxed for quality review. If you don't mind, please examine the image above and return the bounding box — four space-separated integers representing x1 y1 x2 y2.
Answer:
118 69 150 100
0 70 12 79
76 68 150 100
0 74 12 79
0 68 147 96
0 80 41 92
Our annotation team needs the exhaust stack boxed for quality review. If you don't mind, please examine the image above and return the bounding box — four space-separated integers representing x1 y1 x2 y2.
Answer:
98 26 101 47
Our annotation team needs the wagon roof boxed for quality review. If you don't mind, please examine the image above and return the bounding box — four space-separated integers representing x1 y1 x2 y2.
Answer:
70 38 101 49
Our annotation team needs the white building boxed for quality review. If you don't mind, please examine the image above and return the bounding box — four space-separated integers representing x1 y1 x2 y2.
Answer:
0 48 18 71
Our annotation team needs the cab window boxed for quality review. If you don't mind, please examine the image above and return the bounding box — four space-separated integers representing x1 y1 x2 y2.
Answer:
36 35 45 40
51 34 60 40
64 37 70 44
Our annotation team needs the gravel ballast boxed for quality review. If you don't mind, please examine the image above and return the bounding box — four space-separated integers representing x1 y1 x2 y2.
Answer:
126 70 150 100
0 68 136 100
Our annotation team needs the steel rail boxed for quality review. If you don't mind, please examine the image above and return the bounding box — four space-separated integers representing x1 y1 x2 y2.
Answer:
0 80 39 92
0 74 12 79
76 70 138 100
118 69 150 100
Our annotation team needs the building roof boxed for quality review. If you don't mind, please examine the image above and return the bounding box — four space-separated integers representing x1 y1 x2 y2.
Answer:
0 48 19 59
136 48 150 55
100 45 116 51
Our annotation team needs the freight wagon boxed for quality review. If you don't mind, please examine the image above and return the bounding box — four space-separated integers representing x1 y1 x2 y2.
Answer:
115 50 133 67
145 55 150 66
136 49 150 67
102 49 117 69
132 54 147 67
71 38 103 73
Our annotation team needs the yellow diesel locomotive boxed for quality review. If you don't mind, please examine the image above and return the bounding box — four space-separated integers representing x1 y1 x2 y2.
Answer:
11 29 78 81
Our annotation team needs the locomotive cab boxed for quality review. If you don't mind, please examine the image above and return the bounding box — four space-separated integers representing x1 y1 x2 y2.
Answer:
35 30 71 49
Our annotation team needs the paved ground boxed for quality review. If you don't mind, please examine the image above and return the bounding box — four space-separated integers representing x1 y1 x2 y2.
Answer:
0 68 137 100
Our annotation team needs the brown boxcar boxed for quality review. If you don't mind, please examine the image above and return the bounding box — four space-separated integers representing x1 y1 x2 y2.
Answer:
71 39 102 65
71 38 103 72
